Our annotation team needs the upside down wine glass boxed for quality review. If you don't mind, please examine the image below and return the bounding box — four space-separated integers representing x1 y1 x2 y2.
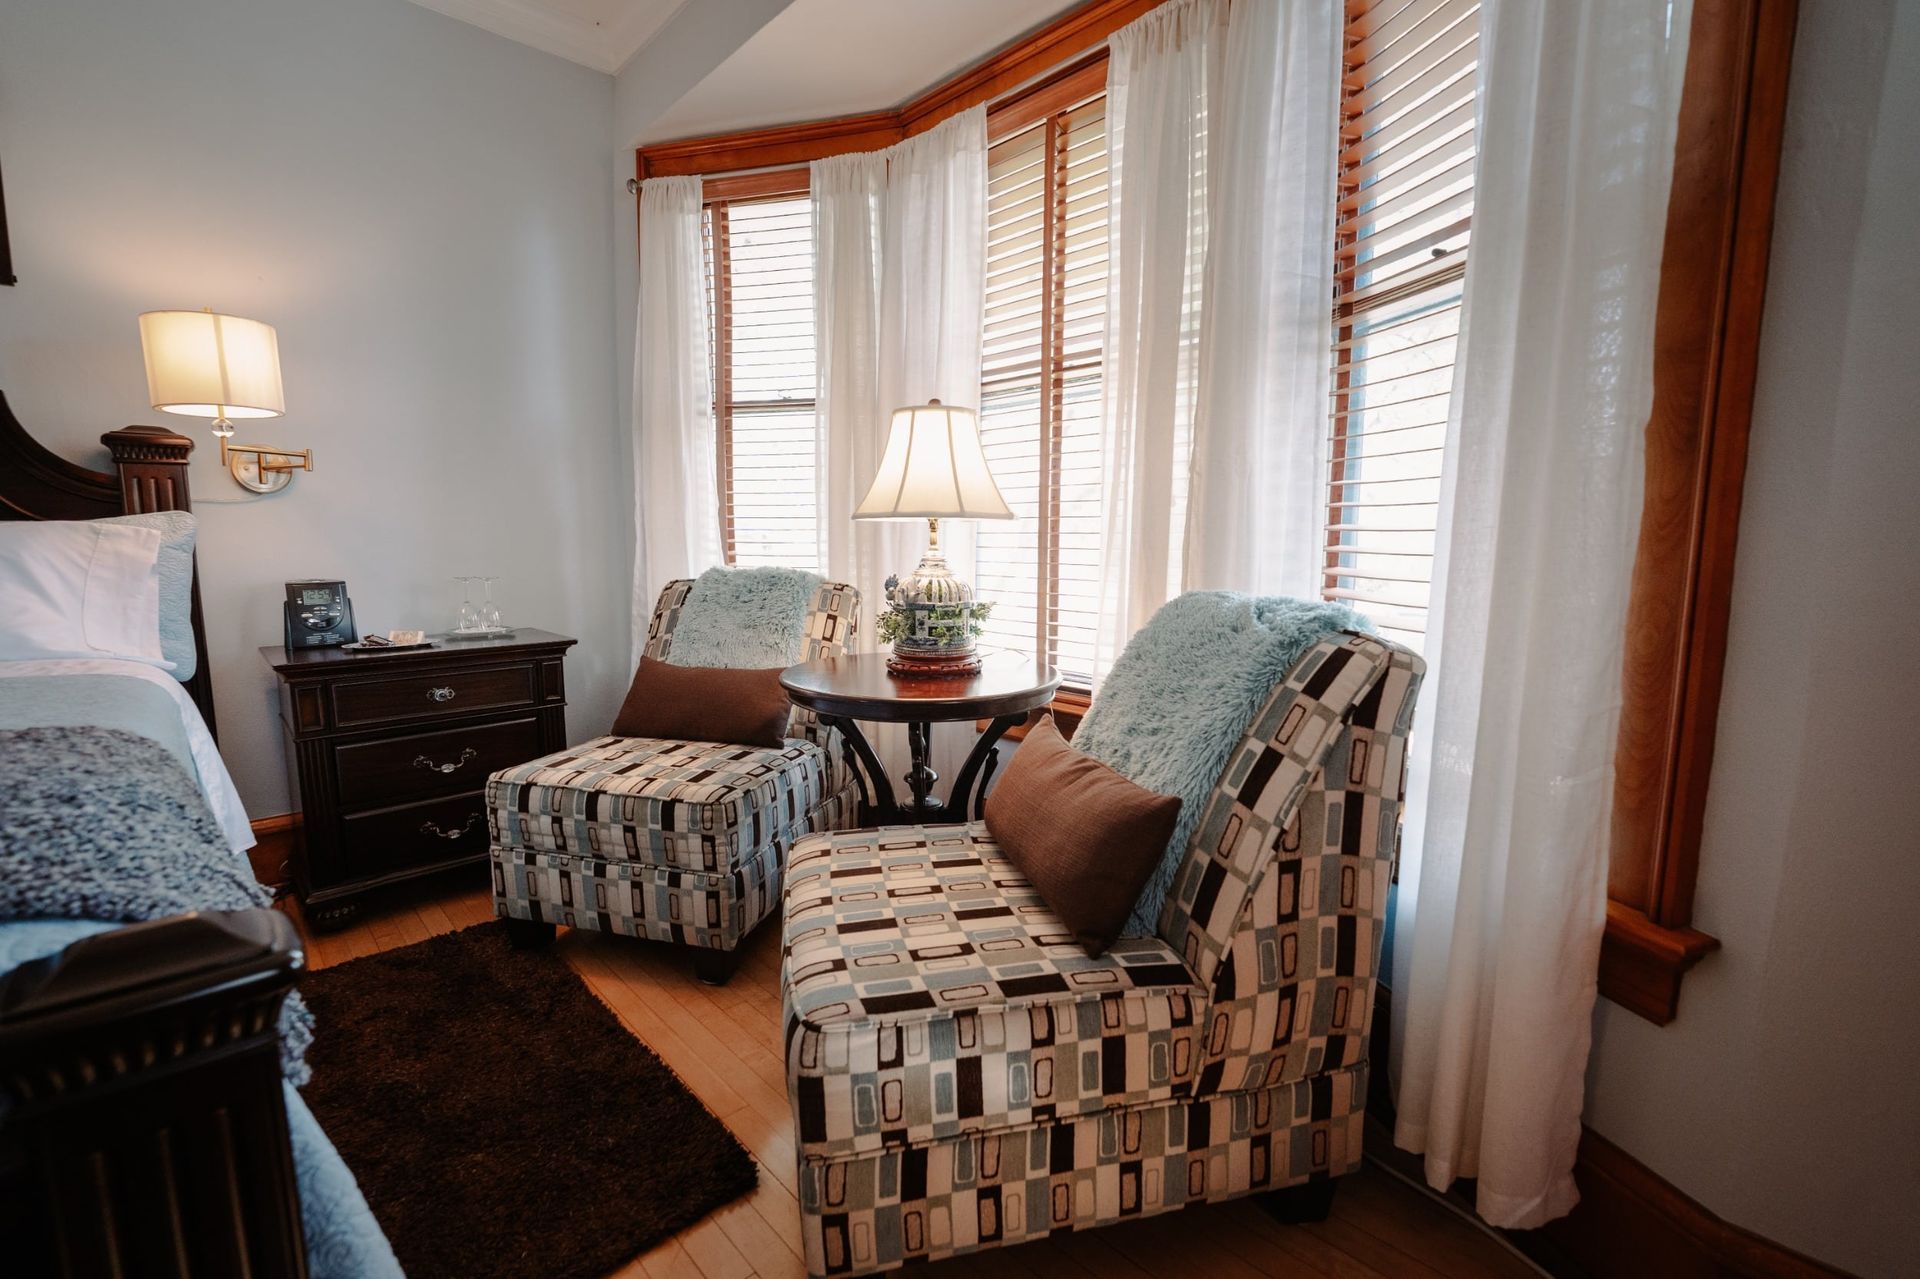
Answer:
455 577 481 633
479 577 501 631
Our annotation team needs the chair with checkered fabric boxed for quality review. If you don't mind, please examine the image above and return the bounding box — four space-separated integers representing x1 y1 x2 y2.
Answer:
487 578 861 985
776 620 1424 1276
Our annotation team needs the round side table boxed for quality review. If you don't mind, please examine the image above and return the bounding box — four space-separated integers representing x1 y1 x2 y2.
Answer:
781 651 1060 824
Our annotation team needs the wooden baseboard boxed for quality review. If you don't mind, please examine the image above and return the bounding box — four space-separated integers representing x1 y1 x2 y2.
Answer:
1365 987 1853 1278
248 813 299 892
1524 1129 1858 1279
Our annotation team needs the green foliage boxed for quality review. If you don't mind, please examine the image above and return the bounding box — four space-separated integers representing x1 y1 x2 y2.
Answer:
878 600 993 646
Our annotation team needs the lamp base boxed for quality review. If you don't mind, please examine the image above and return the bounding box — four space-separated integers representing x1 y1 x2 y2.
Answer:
886 646 982 679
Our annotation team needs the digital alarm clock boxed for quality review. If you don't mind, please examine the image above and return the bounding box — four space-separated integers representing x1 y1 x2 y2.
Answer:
283 580 358 650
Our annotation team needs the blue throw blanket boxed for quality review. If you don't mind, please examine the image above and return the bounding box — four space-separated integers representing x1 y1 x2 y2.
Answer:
1073 592 1372 936
668 565 825 667
0 726 313 1082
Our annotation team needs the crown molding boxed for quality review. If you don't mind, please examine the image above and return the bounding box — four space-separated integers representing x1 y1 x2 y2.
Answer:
635 0 1154 179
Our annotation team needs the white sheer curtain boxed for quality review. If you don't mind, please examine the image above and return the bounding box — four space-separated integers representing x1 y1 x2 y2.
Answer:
879 111 987 593
1186 0 1338 599
815 107 986 640
814 108 986 782
1094 0 1337 675
1390 0 1693 1229
631 175 721 664
815 150 890 619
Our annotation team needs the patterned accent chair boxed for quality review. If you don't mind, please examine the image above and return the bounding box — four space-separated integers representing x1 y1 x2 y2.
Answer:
488 579 861 984
777 630 1423 1276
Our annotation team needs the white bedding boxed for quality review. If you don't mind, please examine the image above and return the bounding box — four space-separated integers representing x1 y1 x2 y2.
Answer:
0 658 253 854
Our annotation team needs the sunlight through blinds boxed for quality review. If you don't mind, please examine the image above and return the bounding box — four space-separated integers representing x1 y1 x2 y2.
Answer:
704 195 821 571
977 96 1109 687
1325 0 1480 649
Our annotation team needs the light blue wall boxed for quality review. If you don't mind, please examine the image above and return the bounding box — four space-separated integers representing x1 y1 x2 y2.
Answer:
1584 3 1920 1273
0 0 624 814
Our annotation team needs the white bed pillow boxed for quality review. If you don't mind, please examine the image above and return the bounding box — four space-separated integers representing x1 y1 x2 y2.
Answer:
0 520 171 667
98 511 198 679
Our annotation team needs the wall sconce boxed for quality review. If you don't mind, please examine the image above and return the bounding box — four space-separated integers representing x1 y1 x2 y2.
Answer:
138 308 311 494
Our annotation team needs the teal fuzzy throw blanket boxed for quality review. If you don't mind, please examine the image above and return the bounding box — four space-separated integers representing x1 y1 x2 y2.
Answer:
667 566 825 668
1073 591 1372 937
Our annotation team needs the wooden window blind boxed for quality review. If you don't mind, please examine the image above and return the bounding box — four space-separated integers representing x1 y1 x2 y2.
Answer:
1324 0 1480 648
977 94 1110 688
704 192 822 570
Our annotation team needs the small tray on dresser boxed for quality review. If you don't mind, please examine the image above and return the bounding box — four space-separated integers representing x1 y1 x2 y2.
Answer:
261 628 576 928
338 639 436 652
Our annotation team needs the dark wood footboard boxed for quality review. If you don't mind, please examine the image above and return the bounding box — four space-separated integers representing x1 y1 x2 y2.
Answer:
0 909 309 1278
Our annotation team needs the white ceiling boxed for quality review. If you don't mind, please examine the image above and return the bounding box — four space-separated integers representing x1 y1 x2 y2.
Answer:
642 0 1086 143
403 0 686 74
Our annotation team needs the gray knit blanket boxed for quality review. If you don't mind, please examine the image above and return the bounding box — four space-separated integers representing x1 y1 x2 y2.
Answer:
0 726 312 1083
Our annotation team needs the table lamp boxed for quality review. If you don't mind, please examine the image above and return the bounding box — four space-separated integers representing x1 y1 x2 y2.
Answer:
853 399 1013 676
139 308 309 493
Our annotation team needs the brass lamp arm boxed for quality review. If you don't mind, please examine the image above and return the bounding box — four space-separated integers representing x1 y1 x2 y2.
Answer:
218 437 313 473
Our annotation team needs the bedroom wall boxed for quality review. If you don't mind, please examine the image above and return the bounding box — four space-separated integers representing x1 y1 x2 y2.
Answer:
1582 2 1920 1274
0 0 625 817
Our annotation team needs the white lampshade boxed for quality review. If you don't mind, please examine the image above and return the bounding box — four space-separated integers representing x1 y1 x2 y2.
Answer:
139 310 286 421
852 400 1013 520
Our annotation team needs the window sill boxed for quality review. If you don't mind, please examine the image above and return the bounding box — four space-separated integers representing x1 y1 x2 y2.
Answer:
980 687 1092 742
1598 901 1720 1026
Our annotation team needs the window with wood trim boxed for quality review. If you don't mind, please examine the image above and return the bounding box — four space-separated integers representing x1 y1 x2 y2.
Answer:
1324 0 1480 650
640 0 1795 1027
703 191 822 570
977 93 1110 689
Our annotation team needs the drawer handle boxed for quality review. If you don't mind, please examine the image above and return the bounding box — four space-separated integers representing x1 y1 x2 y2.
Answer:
413 747 478 775
428 686 457 702
420 813 482 841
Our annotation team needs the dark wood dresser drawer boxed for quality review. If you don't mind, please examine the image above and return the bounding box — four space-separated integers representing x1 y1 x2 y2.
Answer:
331 663 535 728
333 715 542 810
341 790 490 880
265 629 574 926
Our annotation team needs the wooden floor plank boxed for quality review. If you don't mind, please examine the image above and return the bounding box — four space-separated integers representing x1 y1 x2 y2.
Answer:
1338 1171 1538 1279
711 1193 808 1279
675 1215 755 1279
296 876 1538 1279
1232 1199 1403 1279
637 1236 703 1279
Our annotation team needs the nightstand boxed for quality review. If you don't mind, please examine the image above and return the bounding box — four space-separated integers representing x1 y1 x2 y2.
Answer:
262 630 576 927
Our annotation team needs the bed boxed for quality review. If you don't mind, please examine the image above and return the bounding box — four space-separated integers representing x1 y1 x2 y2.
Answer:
0 391 401 1278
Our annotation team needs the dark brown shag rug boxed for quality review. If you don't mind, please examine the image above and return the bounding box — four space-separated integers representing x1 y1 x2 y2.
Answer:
299 922 757 1279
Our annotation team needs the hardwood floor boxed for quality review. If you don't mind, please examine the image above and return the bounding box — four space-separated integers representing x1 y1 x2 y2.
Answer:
286 876 1543 1279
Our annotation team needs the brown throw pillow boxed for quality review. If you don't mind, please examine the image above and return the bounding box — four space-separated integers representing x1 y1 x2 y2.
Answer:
611 658 792 748
984 715 1182 956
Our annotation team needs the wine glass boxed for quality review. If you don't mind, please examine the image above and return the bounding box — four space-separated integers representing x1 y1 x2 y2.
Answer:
455 577 481 632
478 577 502 631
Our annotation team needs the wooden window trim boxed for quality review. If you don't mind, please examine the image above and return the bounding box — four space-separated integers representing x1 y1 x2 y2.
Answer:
1602 0 1798 1024
703 169 809 203
633 0 1145 180
983 688 1093 744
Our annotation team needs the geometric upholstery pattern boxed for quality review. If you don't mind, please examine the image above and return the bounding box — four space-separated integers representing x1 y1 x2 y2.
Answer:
782 824 1204 1160
490 735 840 871
488 578 863 958
1157 633 1417 985
780 626 1425 1275
798 1061 1369 1278
489 735 858 951
1158 634 1423 1093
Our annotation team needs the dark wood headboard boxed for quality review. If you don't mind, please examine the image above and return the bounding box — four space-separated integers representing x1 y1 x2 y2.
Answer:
0 389 219 738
